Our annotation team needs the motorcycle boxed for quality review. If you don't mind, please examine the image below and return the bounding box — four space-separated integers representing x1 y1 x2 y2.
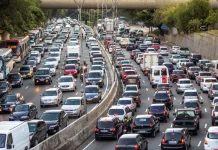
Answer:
80 73 84 82
123 122 130 134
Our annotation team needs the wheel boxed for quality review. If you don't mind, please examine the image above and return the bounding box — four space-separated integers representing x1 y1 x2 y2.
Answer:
152 131 156 138
34 139 38 146
55 103 59 107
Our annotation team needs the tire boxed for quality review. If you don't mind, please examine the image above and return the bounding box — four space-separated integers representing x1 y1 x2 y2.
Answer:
55 102 59 107
40 105 43 108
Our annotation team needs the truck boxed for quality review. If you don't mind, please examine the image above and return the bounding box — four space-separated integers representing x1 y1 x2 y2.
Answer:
140 53 159 76
67 42 80 61
172 108 199 135
105 21 114 33
0 121 30 150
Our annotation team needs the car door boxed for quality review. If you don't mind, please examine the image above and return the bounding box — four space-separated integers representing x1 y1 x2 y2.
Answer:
29 105 35 119
151 117 158 132
137 135 146 150
161 68 168 83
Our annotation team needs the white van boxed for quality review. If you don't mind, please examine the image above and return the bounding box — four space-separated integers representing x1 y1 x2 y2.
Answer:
149 66 169 88
0 121 30 150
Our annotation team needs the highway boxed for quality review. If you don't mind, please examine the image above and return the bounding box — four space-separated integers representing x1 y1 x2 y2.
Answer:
0 28 110 127
78 26 210 150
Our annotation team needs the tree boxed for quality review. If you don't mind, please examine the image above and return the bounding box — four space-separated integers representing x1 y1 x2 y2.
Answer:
205 10 218 29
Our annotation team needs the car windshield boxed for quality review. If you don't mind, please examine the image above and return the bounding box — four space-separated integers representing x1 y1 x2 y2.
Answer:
200 73 212 76
173 56 181 59
93 62 103 65
36 70 49 75
34 48 42 52
43 64 54 68
20 67 30 71
126 86 137 91
201 60 210 64
207 132 218 139
88 72 101 78
40 113 59 121
190 68 200 71
59 77 73 82
179 80 191 84
26 61 35 65
123 92 138 97
8 74 19 80
64 99 80 105
30 54 38 57
4 95 16 102
42 90 57 96
193 55 201 59
117 100 131 105
157 84 170 88
108 109 124 115
66 60 78 64
28 123 37 132
50 53 59 57
91 66 102 70
0 82 6 89
155 93 168 99
186 63 195 67
125 71 136 75
213 85 218 90
176 111 195 117
46 58 57 62
135 118 150 125
0 134 6 148
98 121 113 128
118 138 137 145
69 53 78 57
85 87 98 93
165 64 173 68
184 102 198 108
164 132 182 140
14 105 29 112
150 106 164 112
65 65 76 70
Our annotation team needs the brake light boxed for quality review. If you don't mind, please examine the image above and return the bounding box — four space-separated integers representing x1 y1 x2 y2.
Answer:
163 111 167 115
181 138 185 144
161 138 166 144
136 97 139 101
149 124 153 128
177 85 180 88
213 111 215 116
148 111 152 114
94 128 99 132
134 144 139 150
204 84 206 87
132 123 136 128
204 139 208 145
152 78 154 81
110 128 116 132
196 106 200 110
190 84 193 88
211 90 214 94
189 72 192 74
115 144 118 150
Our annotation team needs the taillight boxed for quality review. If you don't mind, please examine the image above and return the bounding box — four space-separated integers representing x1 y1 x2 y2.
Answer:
115 144 118 150
213 111 215 116
204 139 208 145
163 111 167 115
211 90 214 94
177 85 181 88
190 84 193 88
110 128 116 132
181 138 185 144
148 111 152 114
149 124 153 128
196 106 200 110
152 78 154 81
134 144 139 150
132 123 136 128
161 138 166 144
136 97 139 101
94 128 99 132
204 84 206 87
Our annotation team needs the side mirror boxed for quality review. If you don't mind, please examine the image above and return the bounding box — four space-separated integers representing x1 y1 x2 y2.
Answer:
200 102 204 104
7 144 12 149
173 113 176 116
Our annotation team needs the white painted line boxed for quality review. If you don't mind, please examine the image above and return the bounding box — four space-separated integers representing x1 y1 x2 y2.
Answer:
82 139 95 150
159 143 161 146
102 70 109 98
174 97 176 100
76 92 78 95
198 141 202 147
205 124 207 128
175 109 177 112
205 108 207 112
25 86 28 89
170 124 173 127
148 97 150 101
146 88 148 91
143 80 145 83
53 85 56 87
60 72 61 74
139 74 141 76
200 96 203 100
81 84 83 86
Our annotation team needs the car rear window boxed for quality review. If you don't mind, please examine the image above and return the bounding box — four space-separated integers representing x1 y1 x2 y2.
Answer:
193 55 201 59
118 100 131 105
184 92 197 96
205 79 217 83
213 85 218 90
135 118 150 125
173 71 184 74
123 92 138 97
125 71 136 75
155 93 168 99
118 138 137 145
108 109 124 115
98 121 113 128
184 102 198 108
190 68 200 71
207 132 218 139
215 106 218 112
150 106 164 112
179 80 191 84
164 132 182 140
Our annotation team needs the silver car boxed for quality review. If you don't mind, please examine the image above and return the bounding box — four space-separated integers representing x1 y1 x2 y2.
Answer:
58 75 77 92
43 64 56 76
208 83 218 100
40 88 63 107
195 71 212 86
169 55 181 64
176 78 193 94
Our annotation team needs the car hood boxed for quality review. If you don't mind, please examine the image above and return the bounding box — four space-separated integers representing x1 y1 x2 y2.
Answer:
41 96 57 100
8 79 20 82
85 93 98 98
44 120 58 127
12 111 29 117
20 71 30 74
61 105 79 110
0 102 16 106
58 82 73 86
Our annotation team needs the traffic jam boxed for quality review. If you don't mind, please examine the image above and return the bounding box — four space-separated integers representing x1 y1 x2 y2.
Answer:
82 18 218 150
0 17 109 149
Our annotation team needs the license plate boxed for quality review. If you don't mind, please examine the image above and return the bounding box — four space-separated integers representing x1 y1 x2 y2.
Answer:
92 82 96 85
22 75 26 77
101 130 108 133
186 85 190 88
169 141 177 144
3 108 8 110
139 130 146 133
40 79 45 81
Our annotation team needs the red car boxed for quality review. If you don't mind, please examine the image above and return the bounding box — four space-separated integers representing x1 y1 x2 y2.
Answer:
122 70 137 81
151 43 160 50
64 64 78 78
170 70 186 83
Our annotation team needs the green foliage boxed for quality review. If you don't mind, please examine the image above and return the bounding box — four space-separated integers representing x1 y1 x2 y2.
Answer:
151 29 160 36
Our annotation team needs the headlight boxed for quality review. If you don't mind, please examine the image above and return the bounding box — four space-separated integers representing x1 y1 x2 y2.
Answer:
94 96 98 98
50 124 58 128
46 77 50 79
86 80 89 83
2 90 6 93
73 109 78 111
99 80 102 82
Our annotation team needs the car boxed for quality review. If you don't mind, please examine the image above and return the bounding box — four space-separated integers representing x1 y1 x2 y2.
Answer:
49 52 61 63
82 85 102 103
28 120 48 147
152 91 173 110
44 37 53 45
58 75 77 92
189 53 201 65
115 57 125 68
39 110 68 134
163 62 174 74
19 65 34 79
211 97 218 109
195 71 212 85
147 104 169 122
64 59 80 71
124 75 141 88
134 52 142 62
169 55 181 64
138 44 148 52
161 128 191 150
63 64 78 78
94 117 123 140
203 63 213 71
61 97 85 118
92 61 105 69
34 68 52 85
86 71 104 88
0 93 25 113
90 65 104 77
204 126 218 150
176 78 193 94
122 70 137 81
32 47 45 57
156 83 172 94
182 99 203 117
176 59 191 69
158 55 164 65
208 83 218 100
9 103 38 121
44 57 59 69
25 60 37 72
117 97 137 115
132 115 160 137
40 88 63 107
124 84 139 93
181 62 195 74
159 46 168 56
7 73 23 87
200 78 217 93
136 53 143 64
187 66 201 79
115 134 148 150
126 43 135 51
107 105 133 121
170 70 186 83
197 59 210 70
42 64 56 76
130 50 141 59
123 91 141 107
0 81 12 96
171 45 180 54
119 60 131 68
30 51 41 64
178 47 190 57
49 47 61 54
145 47 155 53
151 43 160 50
182 89 201 102
153 37 160 44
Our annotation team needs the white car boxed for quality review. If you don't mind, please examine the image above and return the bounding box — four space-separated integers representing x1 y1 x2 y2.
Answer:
49 47 61 54
136 54 143 64
169 55 181 64
69 37 79 43
176 79 193 94
124 84 139 93
54 40 64 50
90 65 104 77
42 64 56 76
30 51 41 64
146 48 155 53
44 57 59 69
44 37 53 45
159 46 168 56
40 88 63 107
61 97 85 117
204 126 218 150
200 78 217 93
176 59 191 69
117 98 136 115
119 38 130 47
171 45 180 54
144 40 152 46
58 75 77 92
49 52 61 63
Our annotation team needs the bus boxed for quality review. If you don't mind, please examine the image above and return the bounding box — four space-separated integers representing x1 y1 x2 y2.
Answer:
33 28 45 42
5 36 30 62
29 30 40 47
0 48 15 80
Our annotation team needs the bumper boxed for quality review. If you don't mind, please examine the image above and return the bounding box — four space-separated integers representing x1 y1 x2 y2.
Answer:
204 144 218 150
202 86 209 91
132 128 154 134
59 86 74 91
95 133 116 139
65 111 80 117
9 117 29 121
21 74 32 79
153 115 167 121
161 144 186 149
86 97 99 103
35 79 51 84
11 81 22 86
176 88 191 93
40 101 57 106
86 82 103 87
48 126 59 134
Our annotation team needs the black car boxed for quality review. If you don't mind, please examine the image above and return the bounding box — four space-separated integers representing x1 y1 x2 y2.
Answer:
39 110 68 134
0 93 25 113
9 103 38 121
189 53 201 65
95 117 123 140
153 91 173 110
26 60 37 72
147 104 169 122
116 134 148 150
34 68 52 85
86 71 104 88
126 43 135 51
123 91 141 107
28 120 48 147
158 55 164 65
187 66 201 79
19 65 34 79
124 75 141 88
83 85 102 103
156 83 172 94
7 73 23 87
161 128 191 150
0 81 12 96
132 115 160 137
138 44 148 52
153 37 161 44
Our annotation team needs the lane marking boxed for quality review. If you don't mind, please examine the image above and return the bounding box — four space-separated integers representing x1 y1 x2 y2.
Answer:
198 141 201 147
60 72 62 74
76 92 78 95
53 85 56 87
139 74 141 76
82 139 95 150
170 124 173 127
205 123 207 128
81 84 83 86
205 108 207 112
175 109 177 112
200 96 203 100
159 143 161 146
146 88 148 91
148 97 150 101
174 97 176 100
25 86 28 89
143 80 145 83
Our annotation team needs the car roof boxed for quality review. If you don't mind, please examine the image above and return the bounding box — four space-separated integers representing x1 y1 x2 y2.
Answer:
151 104 165 107
165 128 184 133
45 88 58 91
88 70 101 73
118 98 133 101
184 89 197 92
110 105 126 109
99 117 113 122
85 85 98 88
208 127 218 132
135 115 152 118
44 110 62 113
119 134 139 139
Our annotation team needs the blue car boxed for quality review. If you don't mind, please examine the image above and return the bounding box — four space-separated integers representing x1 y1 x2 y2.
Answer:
9 103 38 121
158 56 164 65
135 41 143 49
163 62 174 74
138 44 148 52
83 85 102 103
126 43 135 51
